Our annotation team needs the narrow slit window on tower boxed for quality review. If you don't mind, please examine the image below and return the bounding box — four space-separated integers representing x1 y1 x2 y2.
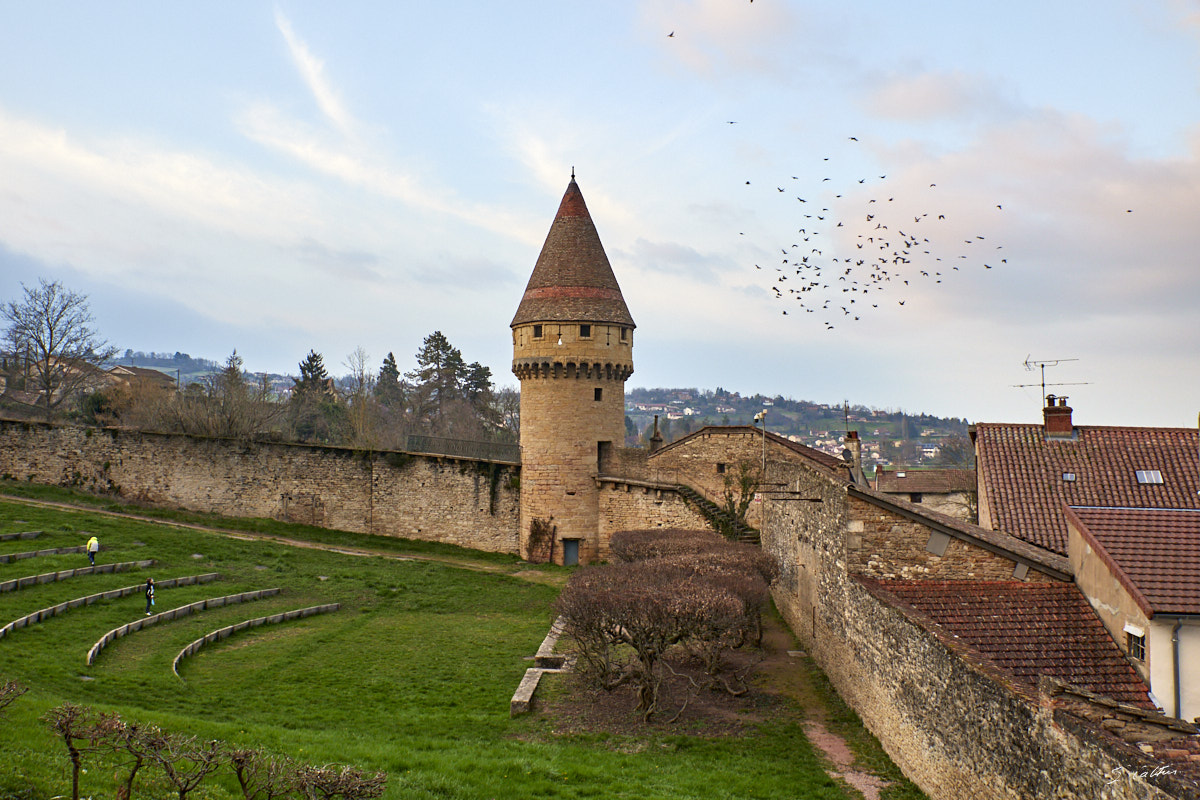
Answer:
620 327 628 342
594 387 603 401
532 324 543 339
580 324 591 339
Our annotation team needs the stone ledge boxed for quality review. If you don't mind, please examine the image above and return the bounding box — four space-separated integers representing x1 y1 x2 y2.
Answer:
0 560 156 593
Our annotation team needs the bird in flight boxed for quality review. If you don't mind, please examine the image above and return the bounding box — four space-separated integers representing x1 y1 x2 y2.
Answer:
668 31 675 37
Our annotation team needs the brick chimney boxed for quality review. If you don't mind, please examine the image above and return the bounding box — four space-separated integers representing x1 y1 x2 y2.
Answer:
1043 395 1073 438
648 414 664 454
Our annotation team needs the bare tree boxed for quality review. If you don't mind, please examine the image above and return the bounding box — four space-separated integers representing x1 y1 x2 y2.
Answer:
294 763 387 799
229 748 300 800
139 730 225 799
0 677 27 716
3 278 118 420
342 347 379 450
719 460 762 538
161 351 285 440
43 703 117 800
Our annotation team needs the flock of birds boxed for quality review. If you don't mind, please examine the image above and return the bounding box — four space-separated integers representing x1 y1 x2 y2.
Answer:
740 139 1008 330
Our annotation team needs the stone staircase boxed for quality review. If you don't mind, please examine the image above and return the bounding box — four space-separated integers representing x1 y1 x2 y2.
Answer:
675 485 760 545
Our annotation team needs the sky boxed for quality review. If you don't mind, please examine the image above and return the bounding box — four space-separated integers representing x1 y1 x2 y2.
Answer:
1 1 1198 428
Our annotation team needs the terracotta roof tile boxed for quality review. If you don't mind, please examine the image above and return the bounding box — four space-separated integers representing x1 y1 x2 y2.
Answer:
860 578 1154 708
1070 507 1200 616
975 423 1200 555
875 467 975 494
511 178 635 327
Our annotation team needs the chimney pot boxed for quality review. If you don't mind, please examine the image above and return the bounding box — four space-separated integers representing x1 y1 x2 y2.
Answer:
1043 396 1073 437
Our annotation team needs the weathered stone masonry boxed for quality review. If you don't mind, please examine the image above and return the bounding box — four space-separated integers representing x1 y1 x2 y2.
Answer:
0 420 521 554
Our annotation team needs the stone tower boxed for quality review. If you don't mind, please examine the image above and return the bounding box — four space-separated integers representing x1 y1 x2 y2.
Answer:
511 176 635 565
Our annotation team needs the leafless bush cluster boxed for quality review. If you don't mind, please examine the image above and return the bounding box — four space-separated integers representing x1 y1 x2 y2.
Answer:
0 677 27 716
42 702 386 800
607 528 727 562
555 529 780 722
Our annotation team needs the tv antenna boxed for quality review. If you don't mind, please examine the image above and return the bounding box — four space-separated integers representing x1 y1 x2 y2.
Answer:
1013 356 1090 399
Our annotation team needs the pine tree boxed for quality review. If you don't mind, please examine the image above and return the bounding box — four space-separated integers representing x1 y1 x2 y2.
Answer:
294 350 330 397
405 332 465 426
374 352 403 408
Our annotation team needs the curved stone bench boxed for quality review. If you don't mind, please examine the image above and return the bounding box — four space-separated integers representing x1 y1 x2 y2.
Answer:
172 603 341 677
0 572 217 641
0 560 156 593
0 545 86 564
0 531 41 542
86 588 281 666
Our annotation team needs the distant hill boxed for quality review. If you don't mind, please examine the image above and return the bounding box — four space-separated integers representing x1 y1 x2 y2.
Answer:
624 386 972 474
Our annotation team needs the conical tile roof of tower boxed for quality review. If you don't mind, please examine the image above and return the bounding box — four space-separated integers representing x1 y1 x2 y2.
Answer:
511 177 636 327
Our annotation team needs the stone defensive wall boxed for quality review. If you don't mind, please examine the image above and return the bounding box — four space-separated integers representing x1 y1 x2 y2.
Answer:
762 458 1188 799
0 420 520 555
595 476 710 562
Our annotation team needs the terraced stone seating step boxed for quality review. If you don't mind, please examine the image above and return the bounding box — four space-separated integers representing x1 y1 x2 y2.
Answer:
0 560 156 593
0 545 86 563
172 603 341 677
86 588 282 666
0 531 42 542
0 572 218 641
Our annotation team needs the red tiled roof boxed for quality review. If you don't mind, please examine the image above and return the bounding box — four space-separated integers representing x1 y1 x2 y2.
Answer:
875 467 975 494
1069 507 1200 616
511 178 636 327
974 423 1200 555
861 578 1154 708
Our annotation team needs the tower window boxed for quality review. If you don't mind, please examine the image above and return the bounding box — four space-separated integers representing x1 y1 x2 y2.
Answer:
594 388 603 401
532 324 543 339
620 327 628 342
580 324 591 339
716 463 726 474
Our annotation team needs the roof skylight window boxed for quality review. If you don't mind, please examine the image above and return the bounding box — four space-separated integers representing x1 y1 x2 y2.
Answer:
1062 472 1076 482
1135 470 1164 485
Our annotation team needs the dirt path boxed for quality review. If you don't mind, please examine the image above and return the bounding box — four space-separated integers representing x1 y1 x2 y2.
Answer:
758 619 894 800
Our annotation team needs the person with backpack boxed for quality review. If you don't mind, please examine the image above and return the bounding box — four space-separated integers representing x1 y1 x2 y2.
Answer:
86 536 99 566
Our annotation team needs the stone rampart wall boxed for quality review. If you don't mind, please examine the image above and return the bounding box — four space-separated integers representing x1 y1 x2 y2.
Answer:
762 459 1186 799
0 421 520 554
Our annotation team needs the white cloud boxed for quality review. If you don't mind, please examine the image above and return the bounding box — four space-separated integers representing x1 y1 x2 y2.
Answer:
274 8 356 138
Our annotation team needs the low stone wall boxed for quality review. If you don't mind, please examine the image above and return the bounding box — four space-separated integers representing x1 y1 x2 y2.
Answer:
0 420 520 555
0 572 218 640
86 587 280 666
0 560 155 593
0 545 86 564
0 531 41 542
172 603 340 677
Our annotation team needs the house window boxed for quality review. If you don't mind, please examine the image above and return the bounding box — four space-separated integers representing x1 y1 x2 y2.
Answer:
532 324 543 339
580 324 591 339
909 492 923 503
1062 472 1076 482
1127 632 1146 661
594 387 602 401
1135 470 1163 485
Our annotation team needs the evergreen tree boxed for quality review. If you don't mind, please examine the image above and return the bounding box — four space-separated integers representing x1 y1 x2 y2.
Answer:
374 352 403 408
405 332 466 427
294 350 330 397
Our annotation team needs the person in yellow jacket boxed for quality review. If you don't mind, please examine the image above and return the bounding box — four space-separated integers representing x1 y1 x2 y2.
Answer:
86 536 99 566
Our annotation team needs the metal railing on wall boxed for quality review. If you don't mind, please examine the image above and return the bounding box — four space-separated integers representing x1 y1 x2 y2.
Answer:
405 434 520 464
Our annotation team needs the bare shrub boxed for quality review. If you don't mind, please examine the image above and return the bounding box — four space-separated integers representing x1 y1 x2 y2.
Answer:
137 730 225 799
608 528 726 562
230 748 300 800
294 763 388 799
0 677 27 717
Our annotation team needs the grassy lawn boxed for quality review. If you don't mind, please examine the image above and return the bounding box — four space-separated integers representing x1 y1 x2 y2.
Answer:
0 485 887 799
